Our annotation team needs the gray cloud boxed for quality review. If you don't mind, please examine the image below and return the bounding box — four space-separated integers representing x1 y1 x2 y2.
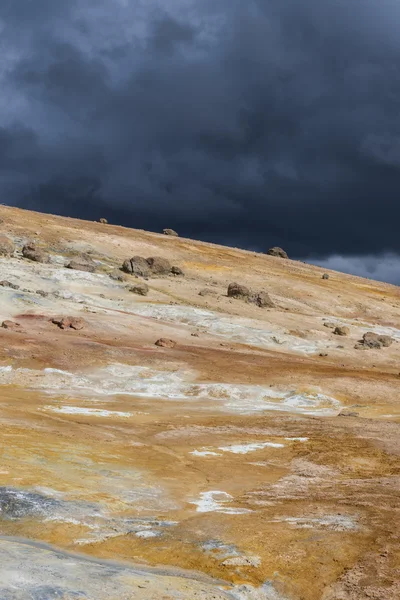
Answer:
0 0 400 281
310 253 400 286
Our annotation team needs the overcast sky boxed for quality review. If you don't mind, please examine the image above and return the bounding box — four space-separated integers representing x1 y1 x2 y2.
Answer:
1 0 400 283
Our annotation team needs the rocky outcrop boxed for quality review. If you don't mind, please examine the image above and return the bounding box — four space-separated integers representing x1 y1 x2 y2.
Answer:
52 316 86 330
109 269 126 282
146 256 172 275
0 280 19 290
355 332 394 349
67 254 96 273
228 283 273 308
22 243 49 263
155 338 176 348
0 235 15 257
267 247 288 258
334 326 349 336
163 229 178 236
122 256 150 277
129 283 149 296
227 282 250 299
121 255 177 277
248 291 275 308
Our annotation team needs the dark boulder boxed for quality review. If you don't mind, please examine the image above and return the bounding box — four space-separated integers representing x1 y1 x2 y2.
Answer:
248 291 275 308
67 254 96 273
122 256 150 277
22 243 49 263
334 326 349 336
227 282 250 299
355 332 394 349
146 256 172 275
129 283 149 296
266 247 288 259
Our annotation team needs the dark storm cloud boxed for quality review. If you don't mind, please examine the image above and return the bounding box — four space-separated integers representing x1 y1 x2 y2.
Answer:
1 0 400 281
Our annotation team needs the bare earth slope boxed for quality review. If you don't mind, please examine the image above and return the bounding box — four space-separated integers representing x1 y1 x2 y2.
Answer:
0 205 398 600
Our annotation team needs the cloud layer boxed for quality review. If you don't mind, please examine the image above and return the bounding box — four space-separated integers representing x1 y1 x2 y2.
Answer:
1 0 400 280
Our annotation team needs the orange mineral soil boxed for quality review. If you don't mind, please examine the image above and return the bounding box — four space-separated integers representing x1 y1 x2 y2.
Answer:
0 205 398 599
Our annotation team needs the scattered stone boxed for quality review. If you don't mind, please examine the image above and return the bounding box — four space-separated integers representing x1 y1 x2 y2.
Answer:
163 228 178 237
322 273 329 280
155 338 176 348
36 290 48 297
248 291 275 308
22 243 49 263
52 317 86 330
99 218 108 224
319 353 328 357
191 332 199 337
334 326 350 336
171 266 184 276
339 410 359 417
199 288 218 297
146 256 172 275
355 332 394 350
324 322 336 329
0 235 15 256
129 283 149 296
67 254 96 273
122 256 150 277
266 247 288 259
109 269 126 282
0 280 19 290
1 320 22 331
227 282 250 299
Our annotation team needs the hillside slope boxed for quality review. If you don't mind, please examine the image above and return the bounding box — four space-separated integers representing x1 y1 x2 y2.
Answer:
0 205 398 600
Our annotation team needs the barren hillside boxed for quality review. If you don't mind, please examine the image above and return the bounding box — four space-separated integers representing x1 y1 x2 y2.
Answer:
0 205 398 600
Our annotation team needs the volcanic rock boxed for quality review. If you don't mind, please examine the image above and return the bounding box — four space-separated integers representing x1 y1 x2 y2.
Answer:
248 291 275 308
67 254 96 273
22 243 49 263
146 256 172 275
122 256 150 277
129 283 149 296
52 317 86 330
155 338 177 348
267 247 288 258
334 326 350 336
0 235 15 257
0 280 19 290
227 282 250 299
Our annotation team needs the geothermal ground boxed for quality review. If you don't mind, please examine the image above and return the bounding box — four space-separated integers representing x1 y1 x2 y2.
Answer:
0 206 398 600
